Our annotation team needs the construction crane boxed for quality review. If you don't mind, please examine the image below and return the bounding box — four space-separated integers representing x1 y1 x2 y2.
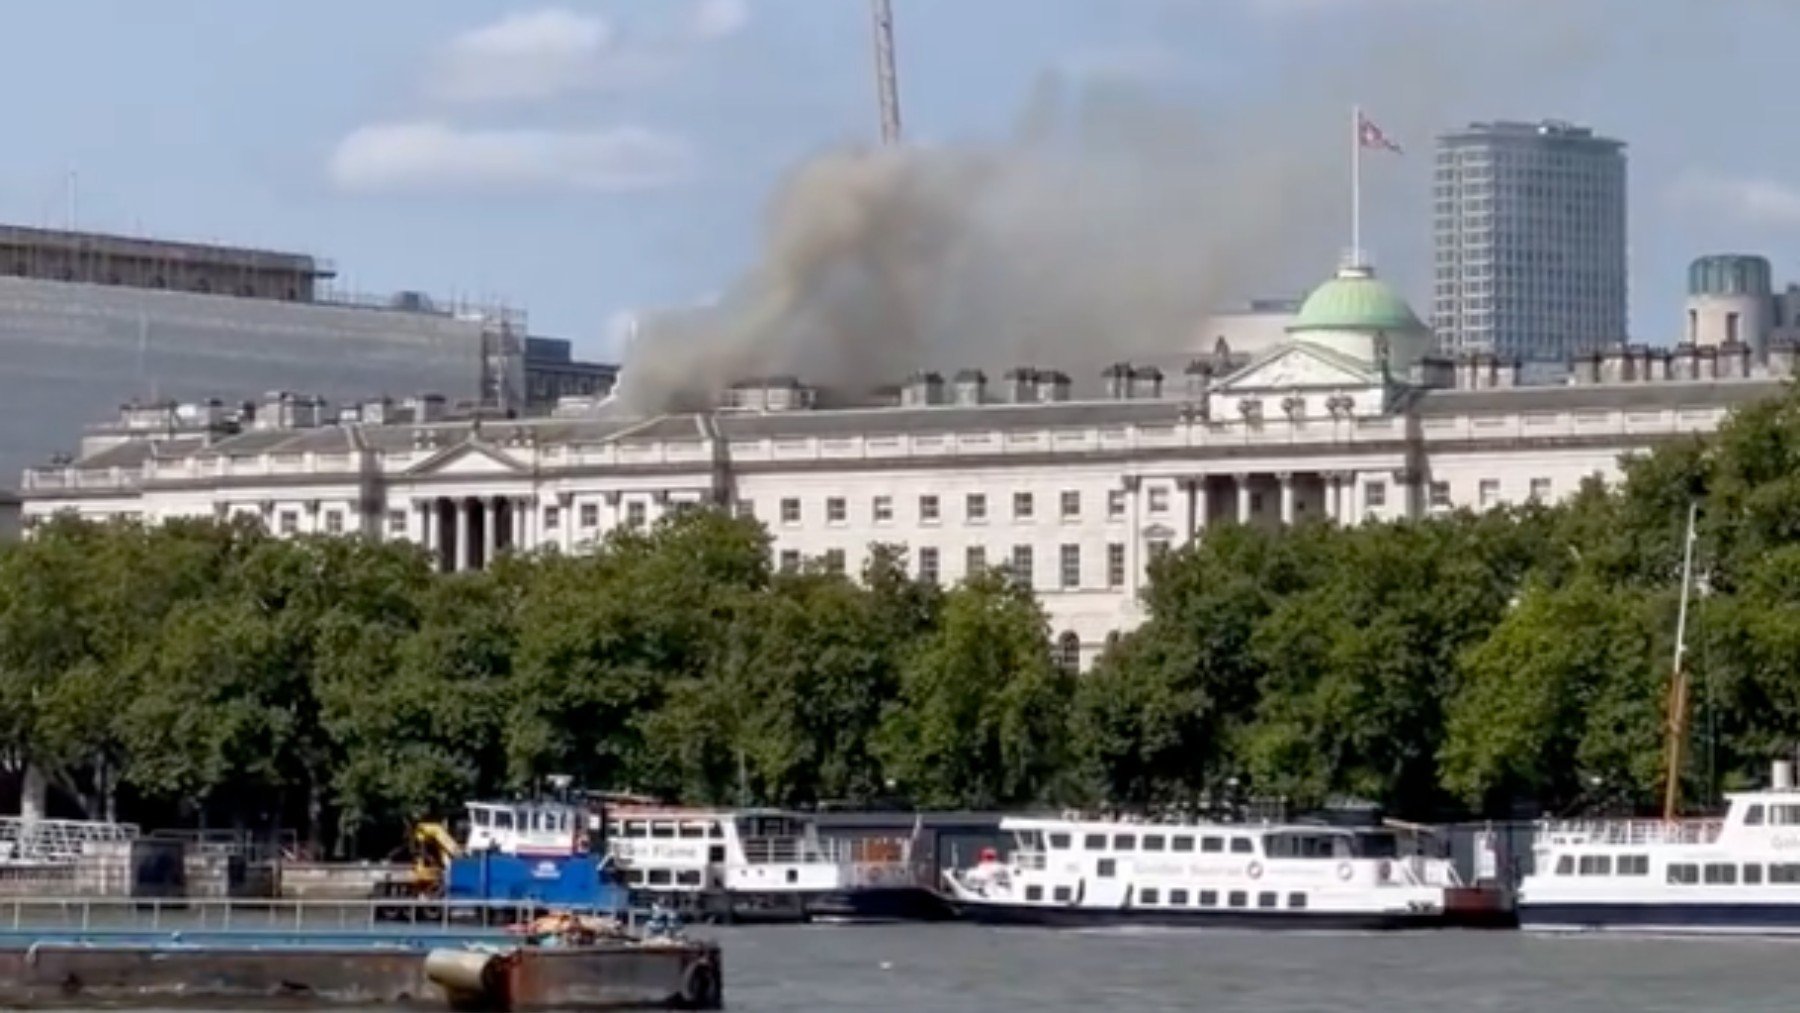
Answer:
870 0 902 145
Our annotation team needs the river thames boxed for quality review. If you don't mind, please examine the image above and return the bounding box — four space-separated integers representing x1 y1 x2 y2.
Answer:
711 923 1799 1011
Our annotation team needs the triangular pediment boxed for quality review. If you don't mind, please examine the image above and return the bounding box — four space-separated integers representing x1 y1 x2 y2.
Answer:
405 440 527 477
1215 342 1381 392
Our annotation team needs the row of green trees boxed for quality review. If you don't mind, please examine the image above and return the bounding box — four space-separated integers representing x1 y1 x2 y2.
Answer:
6 386 1800 854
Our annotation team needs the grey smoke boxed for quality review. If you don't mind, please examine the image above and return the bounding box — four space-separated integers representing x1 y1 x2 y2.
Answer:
615 0 1681 413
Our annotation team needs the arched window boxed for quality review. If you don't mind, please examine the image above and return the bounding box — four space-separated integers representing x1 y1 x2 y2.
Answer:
1056 631 1081 673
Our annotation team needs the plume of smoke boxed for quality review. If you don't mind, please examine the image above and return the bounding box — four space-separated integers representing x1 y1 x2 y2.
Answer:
616 0 1677 413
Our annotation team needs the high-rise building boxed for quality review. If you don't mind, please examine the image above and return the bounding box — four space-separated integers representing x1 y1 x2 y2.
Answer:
1432 120 1627 361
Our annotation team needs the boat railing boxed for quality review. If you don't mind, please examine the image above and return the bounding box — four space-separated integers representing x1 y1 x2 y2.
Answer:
741 836 836 866
0 896 641 940
1536 819 1724 846
1008 849 1047 871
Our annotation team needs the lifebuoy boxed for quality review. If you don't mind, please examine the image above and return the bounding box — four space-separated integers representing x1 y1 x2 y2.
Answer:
1247 861 1263 880
1336 862 1353 882
679 958 721 1009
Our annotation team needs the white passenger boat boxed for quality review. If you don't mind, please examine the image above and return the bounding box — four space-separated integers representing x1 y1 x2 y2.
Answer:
601 805 948 923
1519 761 1800 935
943 815 1465 930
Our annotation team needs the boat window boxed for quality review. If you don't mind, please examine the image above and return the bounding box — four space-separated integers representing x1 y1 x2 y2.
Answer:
1048 833 1071 850
1053 886 1073 902
709 845 726 863
651 822 676 839
1258 891 1278 909
1200 890 1218 907
648 869 672 886
1230 838 1254 855
626 869 646 885
1172 836 1195 853
1704 863 1737 885
1170 889 1189 906
624 820 647 838
676 870 702 886
1084 833 1107 851
1140 888 1159 905
1618 855 1649 876
1112 834 1137 851
1201 837 1223 854
1578 855 1611 876
1555 856 1574 876
679 823 707 839
1352 832 1398 859
1288 892 1307 909
1745 864 1764 885
1097 859 1117 879
1745 804 1766 826
1774 864 1800 884
1025 885 1043 902
709 822 725 838
1143 835 1166 852
1666 863 1699 885
1265 832 1351 860
1228 891 1247 908
471 808 491 828
494 810 514 830
1772 804 1800 826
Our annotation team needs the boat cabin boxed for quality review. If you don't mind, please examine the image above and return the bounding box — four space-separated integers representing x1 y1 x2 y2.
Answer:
464 799 588 856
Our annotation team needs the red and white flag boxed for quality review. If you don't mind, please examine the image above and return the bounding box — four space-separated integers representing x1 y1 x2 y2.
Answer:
1358 112 1403 154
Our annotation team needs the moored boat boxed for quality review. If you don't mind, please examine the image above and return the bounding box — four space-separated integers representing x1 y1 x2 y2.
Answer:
943 814 1464 930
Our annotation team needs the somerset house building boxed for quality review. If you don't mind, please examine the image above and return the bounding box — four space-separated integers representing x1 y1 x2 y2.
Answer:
19 263 1788 669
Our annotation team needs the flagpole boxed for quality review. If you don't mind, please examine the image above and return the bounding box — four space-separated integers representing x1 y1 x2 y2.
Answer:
1351 104 1362 266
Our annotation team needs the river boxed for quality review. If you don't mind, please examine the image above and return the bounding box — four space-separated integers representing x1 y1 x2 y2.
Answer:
712 924 1798 1011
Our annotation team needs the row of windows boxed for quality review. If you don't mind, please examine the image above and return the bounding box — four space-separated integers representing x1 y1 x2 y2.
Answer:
1666 862 1800 885
1554 854 1652 876
1047 830 1256 855
623 868 705 887
767 490 1149 527
1021 884 1305 910
777 542 1141 591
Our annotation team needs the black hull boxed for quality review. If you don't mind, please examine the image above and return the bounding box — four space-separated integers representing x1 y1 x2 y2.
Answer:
1520 901 1800 935
806 886 955 923
952 901 1441 932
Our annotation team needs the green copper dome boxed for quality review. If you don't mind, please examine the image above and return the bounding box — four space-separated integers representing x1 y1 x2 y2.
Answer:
1288 265 1427 335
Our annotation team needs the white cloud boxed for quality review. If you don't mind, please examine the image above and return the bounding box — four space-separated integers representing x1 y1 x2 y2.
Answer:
328 121 695 194
1668 171 1800 227
688 0 750 41
427 8 618 104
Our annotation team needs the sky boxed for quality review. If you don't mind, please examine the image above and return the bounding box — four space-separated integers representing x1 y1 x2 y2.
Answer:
0 0 1795 362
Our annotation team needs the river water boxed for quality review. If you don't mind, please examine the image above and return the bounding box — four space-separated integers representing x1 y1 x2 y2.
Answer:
712 924 1800 1012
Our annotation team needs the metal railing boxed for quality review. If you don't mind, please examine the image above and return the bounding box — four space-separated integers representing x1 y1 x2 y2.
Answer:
0 896 637 940
1537 819 1724 846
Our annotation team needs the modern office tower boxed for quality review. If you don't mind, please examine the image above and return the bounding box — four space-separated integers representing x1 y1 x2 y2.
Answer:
1432 120 1627 361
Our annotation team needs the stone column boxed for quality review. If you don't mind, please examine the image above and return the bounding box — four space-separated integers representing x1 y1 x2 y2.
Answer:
512 497 528 550
454 499 472 572
1121 476 1142 596
1323 473 1342 525
480 498 498 568
418 499 436 554
1235 473 1253 525
1193 478 1209 536
1277 472 1295 526
558 493 575 553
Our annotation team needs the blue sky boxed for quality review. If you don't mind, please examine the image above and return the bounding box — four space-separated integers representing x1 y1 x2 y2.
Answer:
0 0 1792 360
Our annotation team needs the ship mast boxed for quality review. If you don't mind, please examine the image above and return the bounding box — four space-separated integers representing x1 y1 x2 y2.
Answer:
1660 501 1700 822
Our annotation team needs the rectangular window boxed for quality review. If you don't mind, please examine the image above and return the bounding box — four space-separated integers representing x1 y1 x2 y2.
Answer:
1107 489 1126 519
1171 836 1195 853
1140 888 1159 905
1666 863 1699 885
1025 885 1043 902
1288 892 1308 909
919 547 939 585
780 498 801 524
920 494 940 523
1083 833 1106 851
1053 885 1072 902
1479 479 1500 508
1201 837 1223 854
1258 892 1278 909
1228 891 1247 909
735 499 755 520
626 501 647 527
1097 858 1117 878
823 549 846 575
1364 481 1386 510
1578 855 1612 876
1142 835 1166 852
544 505 561 530
967 493 987 523
1704 863 1737 885
827 497 847 523
1618 855 1649 876
1148 487 1169 513
1169 889 1189 906
1530 477 1552 502
386 510 407 535
1429 481 1452 509
966 545 986 575
1230 838 1254 854
324 511 344 534
1060 544 1081 589
1014 491 1034 520
779 549 800 573
873 495 893 523
279 511 298 535
1011 545 1034 586
1199 890 1218 907
1112 834 1137 851
1061 490 1081 519
580 503 599 527
1770 864 1800 884
1745 863 1764 885
1107 543 1125 588
1048 833 1070 850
